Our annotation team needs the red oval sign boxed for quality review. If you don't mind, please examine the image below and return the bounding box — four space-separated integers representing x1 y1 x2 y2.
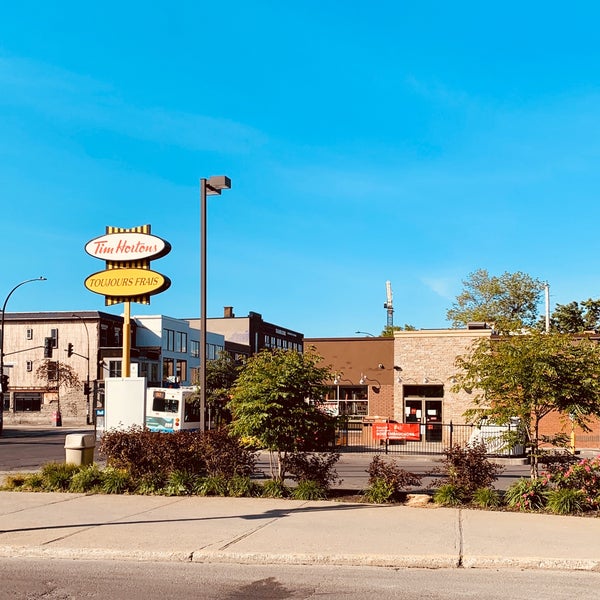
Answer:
85 232 171 261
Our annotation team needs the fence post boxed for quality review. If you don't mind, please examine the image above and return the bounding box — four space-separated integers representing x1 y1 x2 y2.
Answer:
449 420 453 447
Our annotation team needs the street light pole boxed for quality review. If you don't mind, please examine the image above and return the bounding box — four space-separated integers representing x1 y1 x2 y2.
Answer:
200 176 231 432
355 331 376 337
0 276 46 435
72 314 91 425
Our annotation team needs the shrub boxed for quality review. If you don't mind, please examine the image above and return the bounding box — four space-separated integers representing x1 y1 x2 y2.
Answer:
504 478 548 511
20 473 45 491
227 475 260 498
283 451 340 489
41 462 81 491
194 475 228 496
101 467 132 494
135 472 167 495
365 455 422 502
432 443 504 499
261 480 289 498
363 478 396 504
433 483 466 506
291 480 328 501
471 487 502 508
196 428 258 478
164 470 197 496
98 427 205 479
546 488 587 515
544 455 600 510
69 464 103 493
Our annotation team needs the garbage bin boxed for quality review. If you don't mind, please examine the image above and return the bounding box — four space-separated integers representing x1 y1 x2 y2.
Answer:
64 433 96 466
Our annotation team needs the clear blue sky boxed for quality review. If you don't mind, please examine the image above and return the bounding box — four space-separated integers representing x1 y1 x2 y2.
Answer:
2 2 600 337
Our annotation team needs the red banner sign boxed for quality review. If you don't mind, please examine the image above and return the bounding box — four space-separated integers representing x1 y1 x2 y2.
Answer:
372 422 421 441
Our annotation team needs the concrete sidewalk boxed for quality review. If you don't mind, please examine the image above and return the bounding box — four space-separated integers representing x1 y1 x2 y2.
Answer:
0 491 599 571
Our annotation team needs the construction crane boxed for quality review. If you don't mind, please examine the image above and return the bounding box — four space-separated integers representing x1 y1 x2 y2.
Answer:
384 280 394 329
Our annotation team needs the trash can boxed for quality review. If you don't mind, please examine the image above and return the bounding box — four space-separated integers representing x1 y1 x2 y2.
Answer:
64 433 96 466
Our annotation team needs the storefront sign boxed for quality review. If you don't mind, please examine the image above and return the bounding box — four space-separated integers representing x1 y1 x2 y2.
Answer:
372 422 421 441
84 268 170 298
85 232 171 261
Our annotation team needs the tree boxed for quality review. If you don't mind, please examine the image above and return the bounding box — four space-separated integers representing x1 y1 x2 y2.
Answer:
36 360 81 416
205 351 240 427
380 324 416 337
546 299 600 333
454 331 600 477
228 348 336 482
447 269 544 333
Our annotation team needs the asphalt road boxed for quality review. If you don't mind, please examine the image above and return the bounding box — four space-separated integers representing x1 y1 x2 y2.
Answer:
1 559 599 599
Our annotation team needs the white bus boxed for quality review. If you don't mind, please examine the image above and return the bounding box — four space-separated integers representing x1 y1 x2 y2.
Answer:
145 387 203 432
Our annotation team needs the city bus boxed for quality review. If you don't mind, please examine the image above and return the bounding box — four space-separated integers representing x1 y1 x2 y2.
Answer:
145 387 202 432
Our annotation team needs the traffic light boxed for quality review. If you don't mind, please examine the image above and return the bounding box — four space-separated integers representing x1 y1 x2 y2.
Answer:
44 337 53 358
83 382 91 396
67 343 74 358
1 374 8 393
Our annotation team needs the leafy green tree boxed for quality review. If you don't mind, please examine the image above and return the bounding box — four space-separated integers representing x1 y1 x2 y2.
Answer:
447 269 544 332
380 324 416 337
205 351 240 426
454 331 600 477
228 348 336 482
546 299 600 333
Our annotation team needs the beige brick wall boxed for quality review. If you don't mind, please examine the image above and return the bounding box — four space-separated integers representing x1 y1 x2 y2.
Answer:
393 329 492 424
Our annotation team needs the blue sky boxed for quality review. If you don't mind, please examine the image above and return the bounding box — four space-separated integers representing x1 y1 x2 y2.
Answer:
2 2 600 337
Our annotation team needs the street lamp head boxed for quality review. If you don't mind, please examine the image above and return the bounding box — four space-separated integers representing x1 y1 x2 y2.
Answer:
206 175 232 196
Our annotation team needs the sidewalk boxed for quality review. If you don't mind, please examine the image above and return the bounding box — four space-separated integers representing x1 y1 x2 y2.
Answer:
1 491 599 571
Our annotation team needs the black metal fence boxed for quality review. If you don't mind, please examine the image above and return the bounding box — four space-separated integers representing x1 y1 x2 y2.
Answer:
334 421 477 455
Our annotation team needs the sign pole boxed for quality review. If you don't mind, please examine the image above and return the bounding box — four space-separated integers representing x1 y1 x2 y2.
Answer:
123 300 131 377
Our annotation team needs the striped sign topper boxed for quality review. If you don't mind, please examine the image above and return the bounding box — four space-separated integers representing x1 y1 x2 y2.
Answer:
84 224 171 306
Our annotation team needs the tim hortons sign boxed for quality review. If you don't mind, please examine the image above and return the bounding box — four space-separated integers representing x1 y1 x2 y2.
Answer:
85 231 171 261
84 225 171 305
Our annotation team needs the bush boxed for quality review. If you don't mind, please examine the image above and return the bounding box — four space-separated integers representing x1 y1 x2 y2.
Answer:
543 455 600 510
98 427 205 479
365 455 422 502
363 478 396 504
504 478 548 511
433 483 466 506
101 467 132 494
135 472 167 495
164 470 197 496
41 462 81 491
291 480 328 500
261 480 289 498
227 475 260 498
69 464 103 493
433 443 504 499
471 487 502 508
194 475 228 496
546 488 587 515
196 428 258 478
283 451 340 489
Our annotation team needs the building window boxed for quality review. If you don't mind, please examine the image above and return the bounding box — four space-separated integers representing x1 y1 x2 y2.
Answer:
108 360 122 378
14 392 42 412
50 328 58 348
190 340 199 358
164 329 175 351
114 327 121 346
163 357 175 380
26 361 33 372
26 328 33 340
176 331 187 353
176 360 187 382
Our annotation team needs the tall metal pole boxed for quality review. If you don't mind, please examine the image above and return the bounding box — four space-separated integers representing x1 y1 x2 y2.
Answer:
0 277 46 435
200 178 208 432
72 314 91 425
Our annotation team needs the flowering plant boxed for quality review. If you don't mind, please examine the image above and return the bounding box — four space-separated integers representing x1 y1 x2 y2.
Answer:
543 455 600 510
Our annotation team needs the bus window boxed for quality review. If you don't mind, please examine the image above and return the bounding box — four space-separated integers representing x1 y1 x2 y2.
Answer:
184 398 201 422
152 393 179 413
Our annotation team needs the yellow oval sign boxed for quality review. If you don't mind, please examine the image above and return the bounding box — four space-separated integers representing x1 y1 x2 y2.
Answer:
84 268 171 297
